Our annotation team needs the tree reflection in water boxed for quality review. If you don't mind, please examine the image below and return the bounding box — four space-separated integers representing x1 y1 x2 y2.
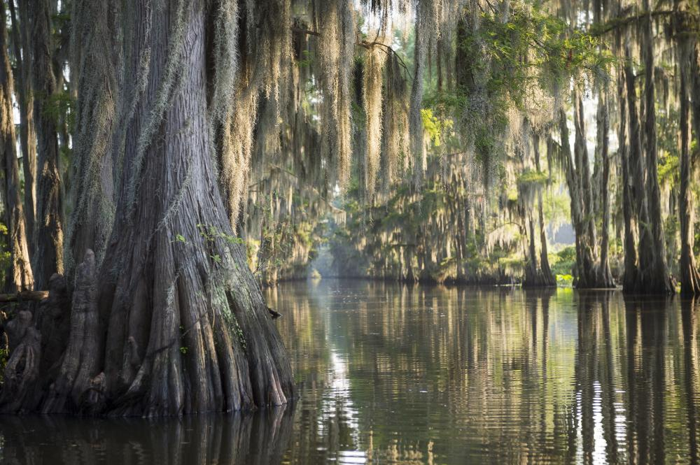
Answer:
0 282 699 464
0 407 293 464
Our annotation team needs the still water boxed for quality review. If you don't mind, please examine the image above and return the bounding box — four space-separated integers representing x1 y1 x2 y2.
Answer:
1 280 700 464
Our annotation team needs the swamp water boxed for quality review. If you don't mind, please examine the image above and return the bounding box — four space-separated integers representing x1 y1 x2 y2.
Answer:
1 280 699 464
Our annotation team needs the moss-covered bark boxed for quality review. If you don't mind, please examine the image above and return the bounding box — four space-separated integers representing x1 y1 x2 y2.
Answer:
0 0 293 417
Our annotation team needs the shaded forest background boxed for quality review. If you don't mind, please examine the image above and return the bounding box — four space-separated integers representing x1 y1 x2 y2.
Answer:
197 0 700 295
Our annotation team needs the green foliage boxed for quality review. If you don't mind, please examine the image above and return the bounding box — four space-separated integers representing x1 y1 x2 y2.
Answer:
549 246 576 278
421 109 454 148
658 155 679 187
499 256 525 273
197 223 245 245
232 315 247 353
297 49 314 68
0 222 11 285
543 192 571 229
245 188 329 284
0 347 8 383
457 3 612 101
41 91 76 131
517 169 548 187
556 274 574 287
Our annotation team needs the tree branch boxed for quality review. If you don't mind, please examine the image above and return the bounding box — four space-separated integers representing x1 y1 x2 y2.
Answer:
0 291 49 303
291 26 410 77
592 10 677 36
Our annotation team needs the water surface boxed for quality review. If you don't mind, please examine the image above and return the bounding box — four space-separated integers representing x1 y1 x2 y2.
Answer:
2 280 699 464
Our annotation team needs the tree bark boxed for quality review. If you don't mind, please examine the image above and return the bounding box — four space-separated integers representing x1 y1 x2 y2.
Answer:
677 30 700 295
0 0 294 417
623 36 650 293
596 93 614 286
523 132 555 287
622 31 672 294
618 65 637 290
101 0 292 415
574 94 598 261
559 99 612 289
560 108 589 286
65 0 117 271
534 134 555 285
638 7 674 294
8 0 36 247
0 0 33 292
30 0 64 290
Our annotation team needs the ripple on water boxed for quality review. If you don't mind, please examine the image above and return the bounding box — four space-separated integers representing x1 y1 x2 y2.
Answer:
0 282 698 464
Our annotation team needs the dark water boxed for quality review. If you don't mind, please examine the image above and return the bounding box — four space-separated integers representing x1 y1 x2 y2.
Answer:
2 280 700 464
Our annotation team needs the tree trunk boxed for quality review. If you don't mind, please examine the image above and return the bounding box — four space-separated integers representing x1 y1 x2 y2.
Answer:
638 8 674 294
534 134 555 285
693 36 700 145
1 0 293 417
559 108 589 287
65 0 117 271
523 207 539 285
596 93 614 286
409 11 426 188
618 66 637 290
678 37 700 295
560 101 610 289
622 34 672 294
523 132 555 287
574 94 597 261
0 0 32 292
30 0 64 290
623 36 650 292
8 0 36 247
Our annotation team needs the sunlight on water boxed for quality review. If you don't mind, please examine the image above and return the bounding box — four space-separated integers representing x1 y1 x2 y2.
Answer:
1 280 700 464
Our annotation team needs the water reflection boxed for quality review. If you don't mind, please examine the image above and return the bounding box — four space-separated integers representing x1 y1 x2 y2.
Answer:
0 406 293 464
272 281 700 464
0 282 699 464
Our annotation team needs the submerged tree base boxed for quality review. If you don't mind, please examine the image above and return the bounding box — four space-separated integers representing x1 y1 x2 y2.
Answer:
0 251 294 417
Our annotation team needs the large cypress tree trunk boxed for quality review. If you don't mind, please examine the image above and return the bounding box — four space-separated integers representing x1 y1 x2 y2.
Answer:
8 0 36 246
94 0 292 415
30 0 64 290
0 0 32 292
0 0 293 416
